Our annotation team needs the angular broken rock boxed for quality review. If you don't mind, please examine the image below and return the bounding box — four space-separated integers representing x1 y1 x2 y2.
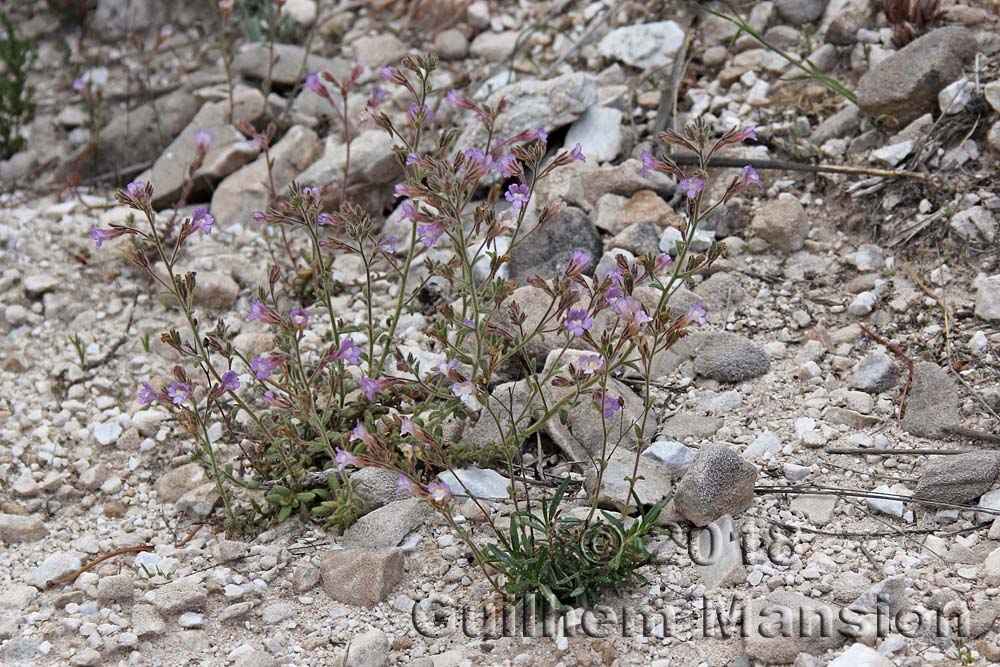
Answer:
139 88 266 207
508 206 602 283
975 275 1000 322
146 577 207 614
692 333 770 383
457 72 597 151
0 513 47 543
913 451 1000 505
743 591 846 663
673 444 757 527
899 362 960 438
211 125 320 227
583 448 672 513
320 548 405 608
235 43 350 85
342 498 432 549
154 463 206 504
849 351 899 394
749 193 808 252
857 27 977 126
351 467 412 512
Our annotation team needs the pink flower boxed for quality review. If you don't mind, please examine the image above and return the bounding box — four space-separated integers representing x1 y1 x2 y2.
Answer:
167 381 191 405
304 72 326 96
569 143 585 162
367 86 386 107
563 308 593 338
327 337 361 366
427 481 452 504
654 253 673 272
679 177 704 199
335 447 357 471
191 207 214 234
360 376 390 401
739 126 758 141
248 300 267 321
452 380 481 410
289 307 309 329
640 151 659 178
250 356 279 380
504 183 531 210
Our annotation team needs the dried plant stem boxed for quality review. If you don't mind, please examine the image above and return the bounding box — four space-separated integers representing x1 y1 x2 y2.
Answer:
45 546 154 589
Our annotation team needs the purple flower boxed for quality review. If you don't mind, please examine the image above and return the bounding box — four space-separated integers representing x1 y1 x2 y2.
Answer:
427 481 452 504
452 381 480 410
382 65 400 83
596 392 621 419
401 202 417 221
446 89 462 106
220 371 240 392
569 143 585 162
250 356 279 380
492 154 517 175
289 307 309 329
252 211 267 223
396 474 413 493
640 151 659 178
73 78 86 93
578 355 604 376
248 300 267 321
138 382 157 405
335 447 357 471
504 183 531 210
400 417 416 437
688 300 708 326
417 222 445 247
194 130 213 151
530 127 548 143
349 421 375 447
405 152 420 166
377 236 397 254
360 376 389 401
90 225 114 249
433 357 459 376
738 164 761 188
317 212 334 226
564 249 591 276
167 381 191 405
654 253 673 272
329 337 361 366
563 308 593 338
367 86 386 107
393 183 409 198
302 186 321 202
305 72 326 96
679 177 704 199
739 126 758 142
126 181 147 202
613 296 652 326
407 103 432 124
191 207 214 234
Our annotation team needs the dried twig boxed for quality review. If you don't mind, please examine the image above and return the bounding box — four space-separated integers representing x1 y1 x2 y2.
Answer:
45 545 154 589
669 154 928 180
859 324 914 419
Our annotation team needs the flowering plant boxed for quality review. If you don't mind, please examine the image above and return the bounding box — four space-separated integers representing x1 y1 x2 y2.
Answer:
92 53 760 605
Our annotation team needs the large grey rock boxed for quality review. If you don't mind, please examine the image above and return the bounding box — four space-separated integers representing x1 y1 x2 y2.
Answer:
900 362 960 438
437 467 511 500
857 27 978 125
693 334 770 383
508 206 602 283
146 577 208 613
320 548 405 607
750 194 808 252
296 130 400 211
642 440 696 478
597 21 686 70
469 30 519 62
775 0 828 25
344 498 432 549
94 0 214 39
584 448 672 512
914 452 1000 505
464 380 534 449
154 463 206 504
976 275 1000 322
457 72 597 150
353 34 408 69
950 206 997 244
673 444 758 527
24 552 83 588
139 88 266 207
86 89 200 177
564 106 624 163
849 351 899 394
351 467 412 512
345 628 390 667
743 591 846 663
211 125 320 227
544 378 656 462
0 513 47 542
694 515 745 589
235 43 350 85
